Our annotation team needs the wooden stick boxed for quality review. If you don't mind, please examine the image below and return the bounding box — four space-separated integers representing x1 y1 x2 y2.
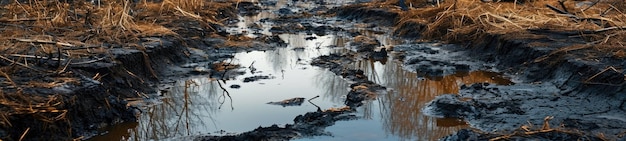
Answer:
12 38 75 47
19 127 29 141
0 70 18 91
546 4 572 15
9 54 64 61
0 55 45 72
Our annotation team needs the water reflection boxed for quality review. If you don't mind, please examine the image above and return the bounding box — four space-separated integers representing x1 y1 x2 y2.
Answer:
137 79 222 139
229 0 359 38
89 0 515 139
89 78 224 141
313 69 351 104
351 59 511 140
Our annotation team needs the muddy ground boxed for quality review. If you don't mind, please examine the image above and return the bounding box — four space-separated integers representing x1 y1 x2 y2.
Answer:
334 4 626 141
0 1 286 140
2 0 625 141
200 2 626 141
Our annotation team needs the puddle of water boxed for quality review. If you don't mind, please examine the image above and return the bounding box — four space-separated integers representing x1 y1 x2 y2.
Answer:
296 60 512 141
228 0 359 38
89 33 354 140
91 38 511 141
90 0 514 140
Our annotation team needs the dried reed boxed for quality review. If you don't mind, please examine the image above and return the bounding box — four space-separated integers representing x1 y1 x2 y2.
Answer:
392 0 625 46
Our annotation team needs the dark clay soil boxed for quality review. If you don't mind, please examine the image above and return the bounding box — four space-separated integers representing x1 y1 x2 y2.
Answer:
332 3 626 141
0 2 289 140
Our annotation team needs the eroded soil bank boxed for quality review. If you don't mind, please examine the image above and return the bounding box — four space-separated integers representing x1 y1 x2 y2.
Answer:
203 1 626 141
0 1 287 140
334 2 626 140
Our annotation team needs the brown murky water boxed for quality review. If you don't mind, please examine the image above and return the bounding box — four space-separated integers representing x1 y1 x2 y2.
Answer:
89 0 513 140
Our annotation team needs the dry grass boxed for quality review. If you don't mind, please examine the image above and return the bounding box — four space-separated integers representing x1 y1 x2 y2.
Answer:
388 0 625 48
0 0 233 56
0 0 237 139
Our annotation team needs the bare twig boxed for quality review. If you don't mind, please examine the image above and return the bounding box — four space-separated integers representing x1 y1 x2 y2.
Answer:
216 80 233 110
19 127 30 141
308 95 321 112
70 57 106 65
584 66 620 83
541 116 554 130
0 55 45 72
9 54 63 61
12 38 75 47
546 4 568 15
0 70 19 91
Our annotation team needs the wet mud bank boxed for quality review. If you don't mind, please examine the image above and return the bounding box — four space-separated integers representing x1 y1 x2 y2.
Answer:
434 33 626 140
334 4 626 140
333 5 399 26
0 2 291 140
0 37 186 140
0 34 265 140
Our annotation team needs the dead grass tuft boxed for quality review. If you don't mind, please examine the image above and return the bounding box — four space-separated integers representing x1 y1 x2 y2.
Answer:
0 0 238 139
389 0 626 45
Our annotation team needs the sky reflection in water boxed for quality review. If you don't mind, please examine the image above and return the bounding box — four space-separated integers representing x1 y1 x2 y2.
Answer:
89 0 513 140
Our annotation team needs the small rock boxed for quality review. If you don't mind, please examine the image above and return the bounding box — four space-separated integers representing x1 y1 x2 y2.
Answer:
230 84 241 89
267 97 305 107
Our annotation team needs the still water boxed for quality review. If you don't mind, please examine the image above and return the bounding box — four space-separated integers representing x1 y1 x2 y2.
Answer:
89 0 512 140
90 33 511 141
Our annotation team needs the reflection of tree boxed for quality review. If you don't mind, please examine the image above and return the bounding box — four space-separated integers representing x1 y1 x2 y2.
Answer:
129 78 224 140
353 58 511 140
313 70 350 104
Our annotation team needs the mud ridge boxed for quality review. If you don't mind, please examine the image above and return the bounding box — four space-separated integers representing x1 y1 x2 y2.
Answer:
0 4 254 140
332 4 399 26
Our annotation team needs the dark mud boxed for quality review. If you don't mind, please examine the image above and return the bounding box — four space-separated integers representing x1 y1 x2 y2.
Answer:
267 97 306 107
393 43 485 78
196 110 357 141
0 1 298 140
243 75 275 83
0 36 190 140
331 3 626 141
